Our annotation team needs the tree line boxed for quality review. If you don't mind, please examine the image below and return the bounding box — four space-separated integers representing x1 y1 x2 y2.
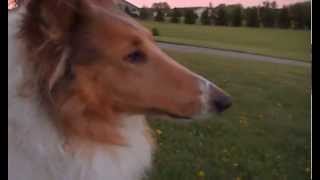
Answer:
134 1 310 30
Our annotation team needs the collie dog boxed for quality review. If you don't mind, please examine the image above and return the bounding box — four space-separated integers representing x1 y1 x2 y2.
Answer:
8 0 232 180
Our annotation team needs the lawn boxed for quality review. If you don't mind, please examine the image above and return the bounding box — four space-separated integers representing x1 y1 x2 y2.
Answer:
142 21 311 62
145 50 311 180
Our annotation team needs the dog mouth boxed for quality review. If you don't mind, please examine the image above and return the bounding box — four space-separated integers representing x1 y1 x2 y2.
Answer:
165 112 192 119
147 109 192 119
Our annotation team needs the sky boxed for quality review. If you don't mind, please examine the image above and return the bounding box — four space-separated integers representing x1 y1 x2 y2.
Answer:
128 0 309 8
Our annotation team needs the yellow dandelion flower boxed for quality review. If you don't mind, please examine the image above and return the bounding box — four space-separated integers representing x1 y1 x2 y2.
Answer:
233 163 239 167
241 112 247 116
222 157 228 162
305 168 310 172
240 116 247 120
239 118 248 127
236 176 241 180
156 129 162 135
197 170 205 177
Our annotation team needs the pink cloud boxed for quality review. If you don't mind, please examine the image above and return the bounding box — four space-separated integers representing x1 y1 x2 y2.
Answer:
128 0 309 8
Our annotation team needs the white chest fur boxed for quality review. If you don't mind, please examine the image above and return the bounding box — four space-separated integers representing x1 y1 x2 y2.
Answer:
8 10 153 180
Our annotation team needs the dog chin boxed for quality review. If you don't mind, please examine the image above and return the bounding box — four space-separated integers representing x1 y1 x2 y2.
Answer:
165 113 215 123
188 108 225 121
146 109 216 122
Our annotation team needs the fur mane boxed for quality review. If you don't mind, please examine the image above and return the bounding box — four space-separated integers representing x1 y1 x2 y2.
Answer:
19 0 87 102
18 0 130 145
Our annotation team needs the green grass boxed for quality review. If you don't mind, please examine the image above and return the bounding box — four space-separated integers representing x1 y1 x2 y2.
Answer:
142 21 311 62
145 50 311 180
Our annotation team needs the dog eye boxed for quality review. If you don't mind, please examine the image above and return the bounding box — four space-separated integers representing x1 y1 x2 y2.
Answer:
125 50 146 64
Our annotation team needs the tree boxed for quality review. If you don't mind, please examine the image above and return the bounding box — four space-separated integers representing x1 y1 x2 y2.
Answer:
200 9 211 25
289 1 311 29
151 2 170 10
155 10 165 22
170 8 181 23
184 9 197 24
245 7 259 27
260 1 277 27
215 5 227 26
209 2 213 9
271 1 277 9
139 7 151 20
262 1 271 8
278 6 290 28
231 5 243 26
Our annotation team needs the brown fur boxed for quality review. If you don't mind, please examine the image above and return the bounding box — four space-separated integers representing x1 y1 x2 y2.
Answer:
19 0 203 145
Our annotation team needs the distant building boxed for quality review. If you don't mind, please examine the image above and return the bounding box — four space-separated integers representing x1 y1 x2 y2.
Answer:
194 7 216 18
194 7 207 18
172 7 216 23
118 0 140 16
152 10 169 18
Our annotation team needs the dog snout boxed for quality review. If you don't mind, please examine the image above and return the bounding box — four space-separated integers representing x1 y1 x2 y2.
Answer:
208 84 232 113
211 93 232 113
198 77 232 115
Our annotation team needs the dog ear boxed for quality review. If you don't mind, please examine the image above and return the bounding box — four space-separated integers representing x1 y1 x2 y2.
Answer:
22 0 81 97
26 0 79 97
38 0 80 43
19 0 118 101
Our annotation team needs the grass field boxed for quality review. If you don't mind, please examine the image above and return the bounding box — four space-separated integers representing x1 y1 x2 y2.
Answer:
142 21 311 62
145 50 311 180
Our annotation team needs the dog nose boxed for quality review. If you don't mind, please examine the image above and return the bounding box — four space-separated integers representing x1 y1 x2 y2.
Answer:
212 95 232 113
207 83 232 113
198 77 232 114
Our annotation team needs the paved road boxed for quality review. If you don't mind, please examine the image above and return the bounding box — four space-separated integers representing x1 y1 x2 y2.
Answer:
157 42 311 67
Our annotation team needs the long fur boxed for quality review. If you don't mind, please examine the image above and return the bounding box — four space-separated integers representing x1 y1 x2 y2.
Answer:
8 3 154 180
